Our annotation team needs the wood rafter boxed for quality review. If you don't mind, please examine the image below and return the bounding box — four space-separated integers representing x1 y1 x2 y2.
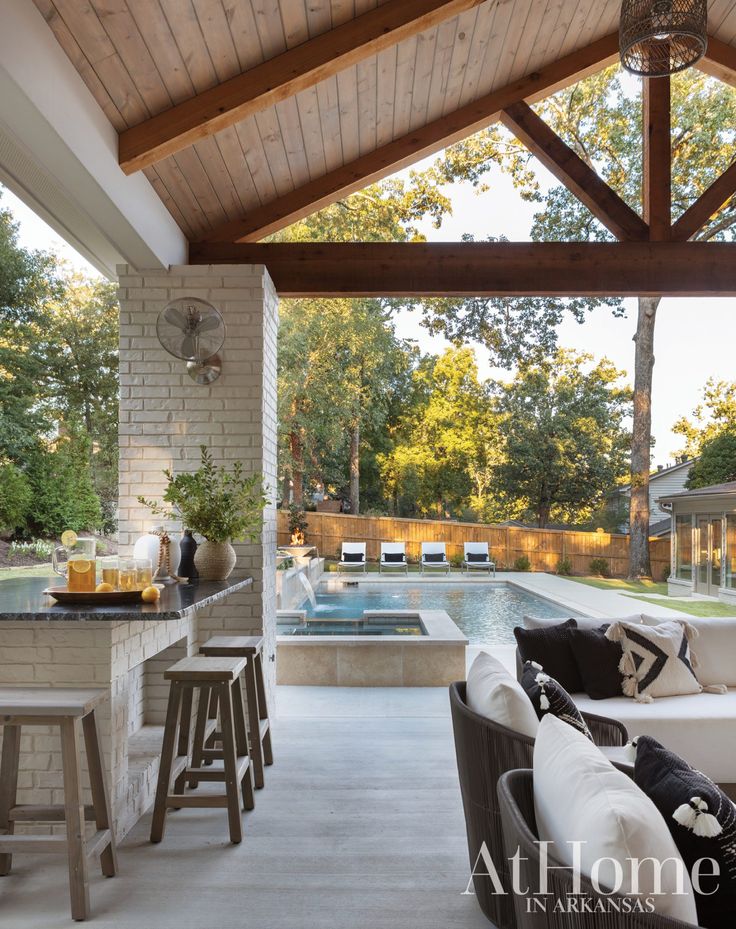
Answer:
671 160 736 241
188 241 736 297
643 75 671 241
118 0 485 174
697 35 736 87
196 33 620 244
500 101 648 241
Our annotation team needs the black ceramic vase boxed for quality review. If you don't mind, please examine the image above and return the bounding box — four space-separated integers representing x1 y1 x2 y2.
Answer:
178 529 199 580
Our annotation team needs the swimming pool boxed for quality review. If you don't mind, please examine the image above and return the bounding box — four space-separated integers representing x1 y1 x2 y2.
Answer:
300 582 573 646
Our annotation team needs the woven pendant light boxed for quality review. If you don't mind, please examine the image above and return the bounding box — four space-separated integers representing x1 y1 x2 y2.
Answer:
620 0 708 76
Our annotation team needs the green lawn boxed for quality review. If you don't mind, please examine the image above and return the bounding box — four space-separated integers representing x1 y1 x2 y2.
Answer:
622 595 736 617
567 576 669 596
0 564 54 582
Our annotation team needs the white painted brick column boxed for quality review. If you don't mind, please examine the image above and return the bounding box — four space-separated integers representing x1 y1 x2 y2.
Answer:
117 264 279 696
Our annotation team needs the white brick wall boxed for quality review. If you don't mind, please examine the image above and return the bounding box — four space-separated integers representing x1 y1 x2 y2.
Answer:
117 263 279 700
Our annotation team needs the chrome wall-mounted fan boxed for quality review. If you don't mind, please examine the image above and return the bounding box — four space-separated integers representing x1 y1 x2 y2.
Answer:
156 297 225 384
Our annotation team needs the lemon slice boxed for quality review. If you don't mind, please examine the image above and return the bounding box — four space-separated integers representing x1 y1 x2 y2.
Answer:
61 529 78 548
70 558 92 574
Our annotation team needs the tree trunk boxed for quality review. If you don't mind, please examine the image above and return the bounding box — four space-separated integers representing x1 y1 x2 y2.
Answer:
349 421 360 515
628 296 661 579
281 474 291 508
290 431 304 507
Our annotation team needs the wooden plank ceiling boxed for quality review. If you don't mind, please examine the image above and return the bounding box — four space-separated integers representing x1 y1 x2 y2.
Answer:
32 0 736 244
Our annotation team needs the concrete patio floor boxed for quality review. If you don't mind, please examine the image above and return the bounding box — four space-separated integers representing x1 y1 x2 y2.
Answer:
0 685 490 929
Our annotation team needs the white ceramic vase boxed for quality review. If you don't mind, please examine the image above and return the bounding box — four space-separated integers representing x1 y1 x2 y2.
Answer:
133 528 181 578
194 540 237 581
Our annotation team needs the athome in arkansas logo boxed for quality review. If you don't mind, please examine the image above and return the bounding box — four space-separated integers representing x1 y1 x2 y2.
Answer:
463 841 720 914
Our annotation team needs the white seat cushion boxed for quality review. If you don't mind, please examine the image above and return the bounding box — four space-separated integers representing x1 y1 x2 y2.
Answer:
574 690 736 784
466 651 539 738
522 613 642 631
534 715 698 925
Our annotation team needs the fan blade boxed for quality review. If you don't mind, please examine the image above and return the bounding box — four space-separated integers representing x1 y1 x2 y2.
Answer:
194 315 221 333
180 335 196 359
164 306 189 331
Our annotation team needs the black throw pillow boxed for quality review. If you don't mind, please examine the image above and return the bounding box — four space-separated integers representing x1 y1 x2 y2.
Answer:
383 552 405 563
466 552 489 562
520 661 593 741
569 625 623 700
423 552 446 563
514 619 582 693
634 736 736 929
342 552 364 563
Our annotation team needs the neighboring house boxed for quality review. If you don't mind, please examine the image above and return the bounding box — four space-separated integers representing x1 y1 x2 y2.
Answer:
612 458 697 534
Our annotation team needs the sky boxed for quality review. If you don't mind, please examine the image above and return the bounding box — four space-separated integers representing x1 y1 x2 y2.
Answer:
2 150 732 467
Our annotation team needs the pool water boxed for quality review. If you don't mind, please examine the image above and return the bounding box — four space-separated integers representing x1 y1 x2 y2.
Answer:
301 583 573 646
278 619 424 636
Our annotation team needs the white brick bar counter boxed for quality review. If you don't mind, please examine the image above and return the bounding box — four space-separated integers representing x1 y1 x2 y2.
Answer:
0 575 252 838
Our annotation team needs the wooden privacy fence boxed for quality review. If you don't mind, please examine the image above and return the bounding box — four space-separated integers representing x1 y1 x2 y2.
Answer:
277 511 671 580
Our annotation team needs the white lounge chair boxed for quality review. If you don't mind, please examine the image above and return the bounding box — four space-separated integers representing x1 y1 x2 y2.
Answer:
338 542 367 573
379 542 408 574
420 542 450 574
463 541 496 576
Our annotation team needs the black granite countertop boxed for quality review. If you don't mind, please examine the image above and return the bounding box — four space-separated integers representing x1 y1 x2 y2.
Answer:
0 574 253 622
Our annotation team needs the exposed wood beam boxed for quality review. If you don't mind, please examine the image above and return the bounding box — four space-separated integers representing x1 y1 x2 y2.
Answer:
697 35 736 87
642 76 671 241
119 0 485 174
197 33 620 244
671 161 736 241
188 241 736 297
500 101 648 241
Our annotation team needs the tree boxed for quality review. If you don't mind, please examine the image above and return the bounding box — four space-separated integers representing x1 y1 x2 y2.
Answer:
0 461 31 534
379 348 498 518
686 431 736 489
493 350 631 528
674 378 736 457
421 67 736 575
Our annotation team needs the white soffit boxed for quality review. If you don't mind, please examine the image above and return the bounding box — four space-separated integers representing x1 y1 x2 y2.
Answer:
0 0 188 278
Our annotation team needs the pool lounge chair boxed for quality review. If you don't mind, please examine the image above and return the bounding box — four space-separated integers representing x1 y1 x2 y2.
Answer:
379 542 408 574
420 542 450 574
463 541 495 576
338 542 367 573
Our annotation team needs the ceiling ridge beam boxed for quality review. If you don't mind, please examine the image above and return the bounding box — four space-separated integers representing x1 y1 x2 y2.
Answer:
187 241 736 297
500 101 648 241
671 161 736 241
118 0 486 174
195 32 620 244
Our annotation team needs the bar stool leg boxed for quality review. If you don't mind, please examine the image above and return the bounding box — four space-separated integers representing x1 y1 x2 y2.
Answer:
217 682 243 843
173 686 194 796
254 653 273 766
81 710 117 878
0 724 20 876
231 678 255 811
151 681 183 843
243 662 265 789
188 685 211 788
60 717 90 922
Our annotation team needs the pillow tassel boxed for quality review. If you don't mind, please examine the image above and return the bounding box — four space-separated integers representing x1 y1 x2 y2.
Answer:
703 683 728 695
673 797 723 838
624 738 638 762
680 621 699 642
605 622 623 643
535 672 551 711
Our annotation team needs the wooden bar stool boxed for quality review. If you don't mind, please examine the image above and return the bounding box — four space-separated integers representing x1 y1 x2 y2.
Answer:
199 636 273 789
150 657 254 845
0 687 117 922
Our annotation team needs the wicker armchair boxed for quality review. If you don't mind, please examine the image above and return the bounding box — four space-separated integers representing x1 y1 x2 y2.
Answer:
449 681 628 929
497 768 700 929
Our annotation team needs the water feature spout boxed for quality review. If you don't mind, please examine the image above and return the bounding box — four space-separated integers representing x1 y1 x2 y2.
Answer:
298 571 317 609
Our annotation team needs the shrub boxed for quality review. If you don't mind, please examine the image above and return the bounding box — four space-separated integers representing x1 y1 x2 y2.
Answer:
287 504 309 541
662 565 671 582
26 440 102 537
514 555 531 572
450 553 464 568
556 557 573 576
589 557 611 578
0 461 32 534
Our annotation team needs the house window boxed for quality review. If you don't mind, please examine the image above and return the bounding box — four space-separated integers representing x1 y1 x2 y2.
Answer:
726 515 736 589
675 514 693 581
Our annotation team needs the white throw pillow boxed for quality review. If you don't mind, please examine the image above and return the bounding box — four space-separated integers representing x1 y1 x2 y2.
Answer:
534 715 698 924
606 619 703 702
522 613 642 631
466 651 539 737
642 615 736 687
